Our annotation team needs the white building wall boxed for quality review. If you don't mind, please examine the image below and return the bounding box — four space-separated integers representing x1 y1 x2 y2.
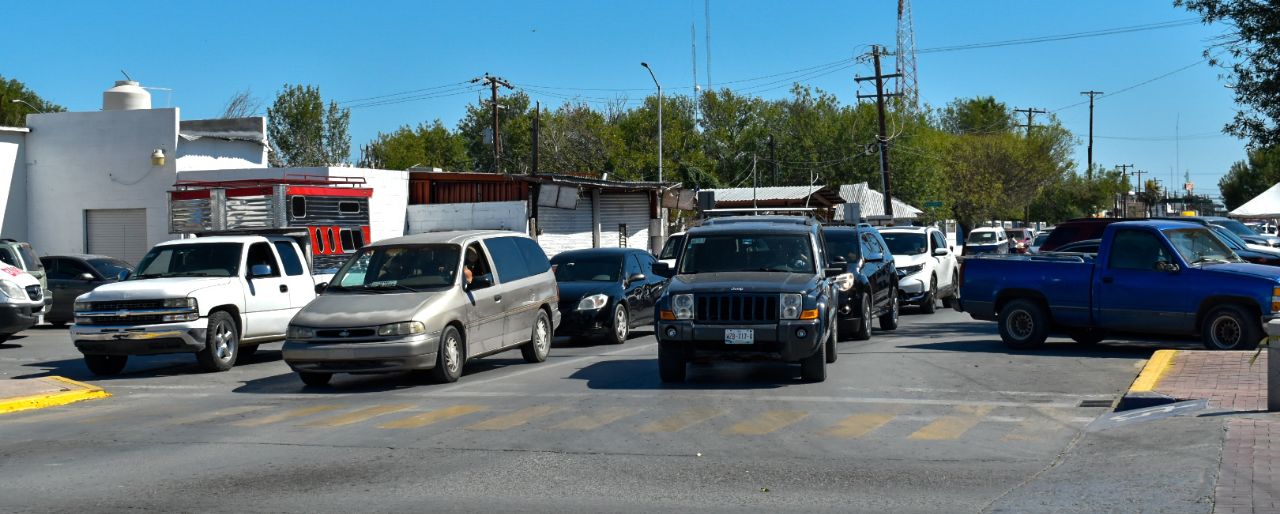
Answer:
176 138 267 171
0 128 28 241
537 198 594 257
407 201 526 234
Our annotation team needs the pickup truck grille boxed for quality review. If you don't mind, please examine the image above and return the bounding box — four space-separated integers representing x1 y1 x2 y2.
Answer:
696 294 779 323
25 285 41 301
85 300 167 311
87 314 166 326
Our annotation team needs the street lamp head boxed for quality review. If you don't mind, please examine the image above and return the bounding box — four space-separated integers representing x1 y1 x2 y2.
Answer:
640 62 650 68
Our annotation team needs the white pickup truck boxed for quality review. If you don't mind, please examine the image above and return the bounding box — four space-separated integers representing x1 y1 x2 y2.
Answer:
71 235 319 375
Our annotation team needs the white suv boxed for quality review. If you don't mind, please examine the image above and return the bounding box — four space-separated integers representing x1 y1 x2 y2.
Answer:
878 227 959 313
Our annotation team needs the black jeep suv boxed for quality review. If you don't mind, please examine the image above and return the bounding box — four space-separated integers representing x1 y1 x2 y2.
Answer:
651 216 841 383
822 224 900 341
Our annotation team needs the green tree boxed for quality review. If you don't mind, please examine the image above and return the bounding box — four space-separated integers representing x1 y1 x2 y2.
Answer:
1218 145 1280 209
938 96 1014 135
266 84 351 167
0 75 66 127
357 120 468 171
457 91 535 173
539 102 610 174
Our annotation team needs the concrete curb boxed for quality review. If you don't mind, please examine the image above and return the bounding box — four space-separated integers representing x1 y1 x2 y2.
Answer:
0 376 111 415
1117 350 1179 411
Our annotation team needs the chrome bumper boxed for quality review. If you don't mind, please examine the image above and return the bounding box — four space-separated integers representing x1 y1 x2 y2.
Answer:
282 333 439 373
71 319 208 355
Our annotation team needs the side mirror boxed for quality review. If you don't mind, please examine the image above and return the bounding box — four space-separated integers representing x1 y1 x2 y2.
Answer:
314 282 328 295
1156 261 1181 273
652 262 674 278
832 255 849 265
933 248 949 257
865 253 885 263
250 264 273 278
80 273 96 281
627 273 646 285
117 270 130 281
824 266 846 278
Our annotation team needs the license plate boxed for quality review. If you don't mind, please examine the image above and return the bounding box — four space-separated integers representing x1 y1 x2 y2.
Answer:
724 329 754 345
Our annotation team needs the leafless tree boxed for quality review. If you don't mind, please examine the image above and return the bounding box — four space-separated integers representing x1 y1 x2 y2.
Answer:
220 88 263 119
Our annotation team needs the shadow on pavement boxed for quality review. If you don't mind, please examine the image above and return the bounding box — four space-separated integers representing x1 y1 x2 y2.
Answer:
232 355 534 395
553 328 654 349
14 346 287 381
0 343 23 350
897 338 1202 358
567 358 798 390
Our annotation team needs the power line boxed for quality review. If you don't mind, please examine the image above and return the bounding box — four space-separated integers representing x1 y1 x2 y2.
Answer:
918 18 1200 54
1052 57 1211 112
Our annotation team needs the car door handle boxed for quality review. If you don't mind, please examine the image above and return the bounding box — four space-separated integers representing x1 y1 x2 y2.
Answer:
1102 276 1114 284
280 284 289 293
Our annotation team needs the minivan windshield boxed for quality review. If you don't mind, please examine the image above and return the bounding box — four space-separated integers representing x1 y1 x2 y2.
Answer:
328 244 461 293
551 256 621 282
679 234 814 274
1165 228 1241 265
880 232 928 255
134 243 242 278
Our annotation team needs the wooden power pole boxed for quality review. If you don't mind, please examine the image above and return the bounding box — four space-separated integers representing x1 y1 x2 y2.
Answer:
1081 90 1103 179
473 74 513 173
1013 107 1046 136
855 45 902 220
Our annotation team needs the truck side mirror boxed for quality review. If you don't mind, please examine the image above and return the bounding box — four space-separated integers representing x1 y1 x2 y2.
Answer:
1156 261 1181 273
79 273 96 281
652 262 674 278
250 264 273 278
117 270 130 281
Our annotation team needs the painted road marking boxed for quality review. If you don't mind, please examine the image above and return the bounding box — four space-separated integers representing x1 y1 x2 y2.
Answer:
379 405 487 429
232 404 346 427
637 407 725 433
432 342 658 394
551 407 638 430
468 405 565 431
909 405 994 440
1129 350 1178 392
724 410 809 435
301 404 414 428
397 390 1081 409
821 413 897 438
167 405 273 425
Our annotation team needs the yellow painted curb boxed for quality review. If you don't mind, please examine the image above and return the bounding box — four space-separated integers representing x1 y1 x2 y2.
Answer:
0 376 111 415
1129 350 1179 393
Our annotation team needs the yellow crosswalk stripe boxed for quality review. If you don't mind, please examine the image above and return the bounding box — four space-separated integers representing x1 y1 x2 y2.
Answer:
301 404 414 428
232 404 346 427
551 407 638 430
724 410 809 435
908 405 994 440
637 407 724 433
821 413 896 438
467 405 565 431
379 405 487 429
167 405 273 425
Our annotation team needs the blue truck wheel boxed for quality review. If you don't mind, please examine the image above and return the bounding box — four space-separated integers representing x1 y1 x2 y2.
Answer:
998 299 1049 348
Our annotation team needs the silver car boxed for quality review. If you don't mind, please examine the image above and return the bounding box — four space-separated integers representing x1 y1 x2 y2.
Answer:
282 231 560 386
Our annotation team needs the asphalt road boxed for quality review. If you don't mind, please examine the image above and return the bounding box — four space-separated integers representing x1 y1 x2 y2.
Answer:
0 308 1217 513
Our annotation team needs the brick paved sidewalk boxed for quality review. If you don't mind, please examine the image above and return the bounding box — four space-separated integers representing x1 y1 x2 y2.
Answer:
1154 351 1267 412
1214 419 1279 514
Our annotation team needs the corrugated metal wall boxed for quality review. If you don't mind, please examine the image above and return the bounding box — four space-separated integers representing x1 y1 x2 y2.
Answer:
408 180 528 205
537 197 593 257
599 193 651 249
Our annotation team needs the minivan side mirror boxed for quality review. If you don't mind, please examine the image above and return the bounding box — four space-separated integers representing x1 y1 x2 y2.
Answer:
314 282 328 295
79 272 96 281
652 262 674 278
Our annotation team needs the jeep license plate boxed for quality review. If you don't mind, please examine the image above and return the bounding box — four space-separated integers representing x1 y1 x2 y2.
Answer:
724 329 754 345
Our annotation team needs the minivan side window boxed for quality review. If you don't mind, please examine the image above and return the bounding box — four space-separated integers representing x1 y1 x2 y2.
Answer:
272 241 305 276
484 237 531 283
513 237 551 276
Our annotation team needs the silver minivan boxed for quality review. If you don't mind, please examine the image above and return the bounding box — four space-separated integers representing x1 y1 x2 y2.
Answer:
282 231 560 386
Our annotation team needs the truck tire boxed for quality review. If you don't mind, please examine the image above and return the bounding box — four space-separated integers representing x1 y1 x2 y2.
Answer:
852 292 872 341
800 339 827 382
431 325 464 383
658 341 686 383
921 278 937 314
998 299 1049 349
298 371 332 387
196 311 239 372
521 310 551 363
879 290 900 330
1202 305 1261 351
84 355 127 376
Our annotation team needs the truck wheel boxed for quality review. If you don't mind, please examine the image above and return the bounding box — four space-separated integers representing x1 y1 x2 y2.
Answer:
852 292 872 341
1202 305 1261 351
196 311 239 372
658 341 686 383
521 310 551 363
298 371 332 387
431 326 464 383
825 318 838 363
1069 329 1106 346
879 290 900 330
998 299 1049 348
608 304 629 345
84 355 127 376
921 278 937 314
800 339 827 382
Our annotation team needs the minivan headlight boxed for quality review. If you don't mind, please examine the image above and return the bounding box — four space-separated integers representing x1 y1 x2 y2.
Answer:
378 321 426 337
163 297 197 310
780 293 803 320
577 294 609 311
672 294 695 320
287 325 315 339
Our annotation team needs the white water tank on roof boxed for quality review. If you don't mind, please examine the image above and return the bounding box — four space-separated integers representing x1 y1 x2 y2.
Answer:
103 80 151 110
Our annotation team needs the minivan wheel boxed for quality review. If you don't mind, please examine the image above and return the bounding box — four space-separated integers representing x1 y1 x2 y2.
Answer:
608 304 629 345
998 299 1049 349
196 311 238 372
1202 305 1261 351
521 311 551 363
431 326 464 383
84 355 127 376
879 291 900 330
852 292 872 341
298 371 332 387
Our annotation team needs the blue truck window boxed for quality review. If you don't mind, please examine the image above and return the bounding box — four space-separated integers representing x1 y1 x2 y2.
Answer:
1108 230 1168 271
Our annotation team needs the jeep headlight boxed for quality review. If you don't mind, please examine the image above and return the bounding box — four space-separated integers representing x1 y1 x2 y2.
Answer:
672 294 695 320
378 321 426 337
0 280 25 300
577 294 609 311
780 293 803 320
163 297 197 310
898 264 925 276
287 325 315 339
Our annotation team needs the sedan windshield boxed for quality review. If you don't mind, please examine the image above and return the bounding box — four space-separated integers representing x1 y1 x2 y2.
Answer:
880 232 928 255
968 231 998 244
552 256 621 282
88 258 133 279
1214 219 1260 238
1164 228 1241 265
329 244 461 292
680 234 814 274
134 243 241 278
1210 226 1249 251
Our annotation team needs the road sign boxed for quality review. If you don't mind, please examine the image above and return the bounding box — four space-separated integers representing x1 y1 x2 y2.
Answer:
923 201 944 208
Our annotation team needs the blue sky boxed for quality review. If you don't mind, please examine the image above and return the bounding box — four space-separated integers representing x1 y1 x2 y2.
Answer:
4 0 1238 198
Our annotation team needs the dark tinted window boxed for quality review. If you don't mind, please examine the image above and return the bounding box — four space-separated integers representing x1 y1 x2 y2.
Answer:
0 248 18 267
17 244 41 270
680 234 814 274
291 196 306 218
1108 230 1171 271
339 230 355 252
339 201 361 214
514 237 551 276
824 229 861 263
659 234 686 260
88 258 132 279
626 254 643 277
45 258 73 280
246 242 281 277
881 232 928 255
933 231 949 250
59 259 95 278
272 241 305 276
485 237 531 283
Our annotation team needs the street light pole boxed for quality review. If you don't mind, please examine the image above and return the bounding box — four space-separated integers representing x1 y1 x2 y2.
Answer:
9 99 45 114
642 62 666 254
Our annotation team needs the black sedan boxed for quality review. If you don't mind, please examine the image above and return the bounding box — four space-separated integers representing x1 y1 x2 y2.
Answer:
40 254 133 326
551 248 667 344
822 225 900 341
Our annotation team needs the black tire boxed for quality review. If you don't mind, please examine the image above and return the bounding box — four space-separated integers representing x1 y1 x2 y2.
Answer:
84 354 127 376
998 299 1049 349
521 310 551 363
1201 305 1262 351
920 278 938 314
658 341 687 383
298 371 332 387
48 321 67 328
879 290 900 331
1069 329 1106 346
800 339 827 382
196 311 239 372
238 344 259 360
431 325 464 383
852 292 872 341
0 334 9 344
825 316 838 363
941 268 960 308
608 304 629 345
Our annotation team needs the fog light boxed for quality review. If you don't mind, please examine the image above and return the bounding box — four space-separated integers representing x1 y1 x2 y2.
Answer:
665 327 678 338
796 328 808 339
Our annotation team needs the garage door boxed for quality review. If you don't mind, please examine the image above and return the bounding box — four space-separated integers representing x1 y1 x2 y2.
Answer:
599 193 650 249
85 209 148 264
537 197 592 257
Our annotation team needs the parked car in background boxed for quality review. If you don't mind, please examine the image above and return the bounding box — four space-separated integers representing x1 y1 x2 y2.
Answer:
1046 238 1102 254
1208 225 1280 265
1201 216 1280 248
656 232 686 270
1007 228 1035 254
1245 221 1277 236
0 264 44 343
1038 218 1143 253
963 227 1009 255
40 255 133 327
0 239 50 319
552 248 667 344
879 226 958 313
824 224 900 339
1029 232 1051 254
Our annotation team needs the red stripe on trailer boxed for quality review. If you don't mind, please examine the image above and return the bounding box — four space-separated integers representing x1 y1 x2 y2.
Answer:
225 187 275 198
361 226 370 246
308 227 323 255
170 190 210 200
286 186 372 198
330 226 344 253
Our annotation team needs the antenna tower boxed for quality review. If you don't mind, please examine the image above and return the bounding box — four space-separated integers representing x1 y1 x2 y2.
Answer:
895 0 919 112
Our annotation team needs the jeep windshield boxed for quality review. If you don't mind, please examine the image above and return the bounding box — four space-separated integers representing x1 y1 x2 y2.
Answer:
328 244 461 293
133 243 242 279
678 234 814 274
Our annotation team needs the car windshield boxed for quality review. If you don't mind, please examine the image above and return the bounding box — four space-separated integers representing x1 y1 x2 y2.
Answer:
880 232 928 255
1033 233 1051 246
658 234 685 260
1210 226 1249 250
968 231 998 244
1214 219 1260 238
680 234 814 274
88 258 133 279
1164 228 1241 265
328 244 461 293
823 229 862 264
133 243 242 278
552 256 622 282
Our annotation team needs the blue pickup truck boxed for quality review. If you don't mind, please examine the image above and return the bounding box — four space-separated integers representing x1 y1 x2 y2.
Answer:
955 220 1280 350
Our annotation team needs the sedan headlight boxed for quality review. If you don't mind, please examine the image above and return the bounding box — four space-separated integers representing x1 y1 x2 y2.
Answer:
74 301 93 313
377 321 426 337
899 264 925 276
780 293 803 320
833 273 855 292
577 294 610 311
672 294 695 320
0 280 25 300
163 297 197 310
287 325 316 339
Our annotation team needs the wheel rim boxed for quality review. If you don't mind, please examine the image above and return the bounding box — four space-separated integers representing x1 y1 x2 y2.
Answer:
862 294 872 333
930 280 937 303
615 307 628 341
213 321 235 362
535 317 550 355
891 293 899 321
1007 310 1034 340
443 332 460 374
1210 316 1243 348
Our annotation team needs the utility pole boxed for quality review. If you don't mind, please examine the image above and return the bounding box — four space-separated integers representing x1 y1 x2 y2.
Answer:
1013 107 1046 136
752 154 758 209
1081 91 1103 179
531 101 540 238
768 134 778 186
472 74 513 173
1132 169 1148 218
1115 164 1134 217
855 45 902 220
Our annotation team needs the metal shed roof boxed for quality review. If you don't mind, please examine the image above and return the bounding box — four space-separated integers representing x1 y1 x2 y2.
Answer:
836 182 923 219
